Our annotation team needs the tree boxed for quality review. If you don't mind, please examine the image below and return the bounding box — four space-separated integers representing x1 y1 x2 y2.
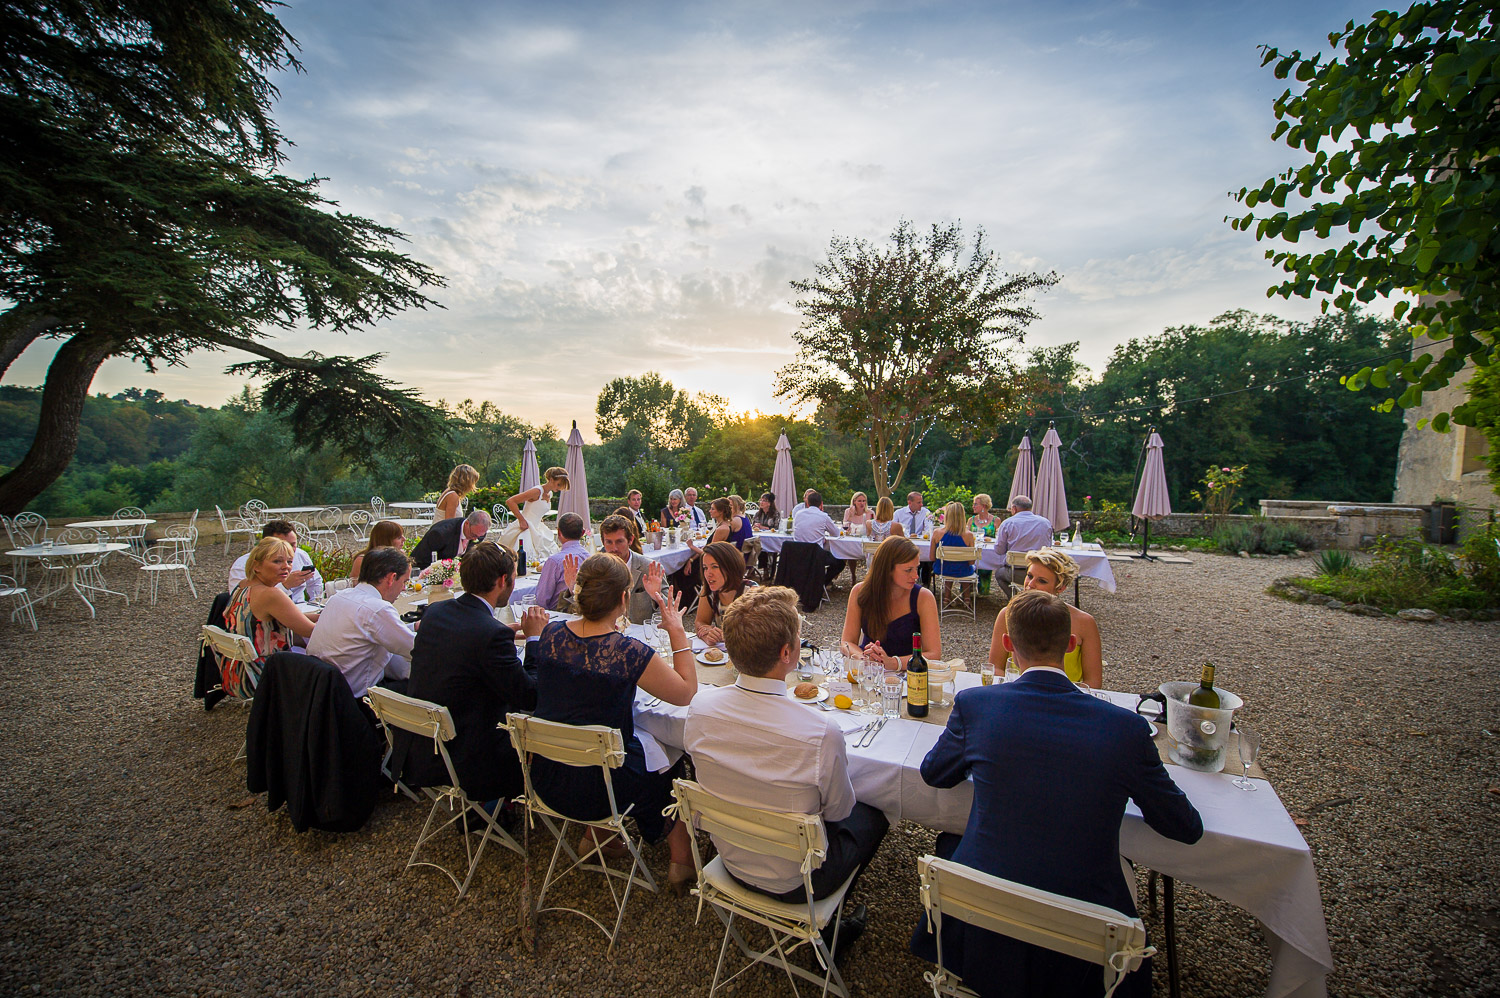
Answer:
0 1 445 513
1228 1 1499 430
679 415 849 503
775 220 1058 499
594 372 727 453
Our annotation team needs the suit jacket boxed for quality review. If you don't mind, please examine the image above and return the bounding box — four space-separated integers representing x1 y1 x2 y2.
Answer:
629 508 650 537
390 592 537 803
194 591 233 710
623 550 654 624
245 652 383 833
914 668 1203 997
411 516 482 569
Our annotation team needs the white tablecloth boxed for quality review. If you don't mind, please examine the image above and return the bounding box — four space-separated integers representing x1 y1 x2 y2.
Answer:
633 669 1331 998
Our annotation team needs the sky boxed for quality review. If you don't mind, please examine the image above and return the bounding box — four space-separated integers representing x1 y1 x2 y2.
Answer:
10 0 1387 440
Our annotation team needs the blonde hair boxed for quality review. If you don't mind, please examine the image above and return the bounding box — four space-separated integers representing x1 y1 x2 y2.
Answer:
445 464 479 495
723 586 801 677
544 466 570 490
943 501 966 534
729 494 746 515
850 491 868 509
973 493 993 513
1027 547 1080 590
874 496 896 523
245 537 294 578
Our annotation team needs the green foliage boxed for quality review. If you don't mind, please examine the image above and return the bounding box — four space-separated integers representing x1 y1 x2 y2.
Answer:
1078 496 1131 534
595 373 726 453
1212 516 1317 555
777 219 1057 498
307 546 352 582
1229 1 1500 422
626 458 680 516
1191 464 1249 523
1314 549 1354 577
914 477 974 515
1463 361 1500 496
1288 529 1500 613
679 415 849 505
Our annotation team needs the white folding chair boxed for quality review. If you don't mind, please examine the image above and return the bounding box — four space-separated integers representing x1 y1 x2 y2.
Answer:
0 574 38 631
935 546 980 623
346 510 373 543
503 712 658 952
305 506 342 552
667 778 856 998
1004 551 1030 595
366 688 523 898
491 504 515 528
917 855 1154 998
6 512 47 583
157 514 199 566
112 506 148 558
201 624 258 760
136 538 198 605
216 505 258 555
369 495 387 520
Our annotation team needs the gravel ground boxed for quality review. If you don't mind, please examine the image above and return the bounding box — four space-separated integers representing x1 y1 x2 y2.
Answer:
1 548 1496 997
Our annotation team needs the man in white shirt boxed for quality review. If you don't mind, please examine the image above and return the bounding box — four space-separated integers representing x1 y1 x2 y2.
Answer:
893 493 934 586
684 586 887 947
788 488 815 520
682 487 708 527
790 490 844 585
306 547 416 699
227 520 322 603
993 495 1058 564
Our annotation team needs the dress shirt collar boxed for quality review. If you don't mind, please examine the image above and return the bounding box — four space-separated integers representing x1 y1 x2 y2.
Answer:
1016 665 1075 687
735 673 790 697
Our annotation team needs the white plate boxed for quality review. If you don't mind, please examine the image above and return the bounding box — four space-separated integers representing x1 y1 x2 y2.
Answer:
696 649 731 666
789 686 829 704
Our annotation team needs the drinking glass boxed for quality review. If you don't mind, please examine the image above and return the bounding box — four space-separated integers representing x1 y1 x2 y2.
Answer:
1004 658 1021 683
881 674 903 719
860 660 884 715
843 653 865 706
979 662 995 686
1233 725 1262 791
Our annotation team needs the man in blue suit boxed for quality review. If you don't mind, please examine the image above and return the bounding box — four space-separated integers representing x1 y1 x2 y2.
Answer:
912 589 1203 997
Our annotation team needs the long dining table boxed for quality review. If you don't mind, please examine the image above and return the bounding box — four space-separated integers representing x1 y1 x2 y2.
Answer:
630 649 1332 998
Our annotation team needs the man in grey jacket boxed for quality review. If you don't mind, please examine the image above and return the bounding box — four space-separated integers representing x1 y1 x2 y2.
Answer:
600 514 664 623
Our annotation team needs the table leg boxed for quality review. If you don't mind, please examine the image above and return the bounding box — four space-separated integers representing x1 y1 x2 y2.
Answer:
1074 577 1081 608
1163 874 1181 998
65 566 96 618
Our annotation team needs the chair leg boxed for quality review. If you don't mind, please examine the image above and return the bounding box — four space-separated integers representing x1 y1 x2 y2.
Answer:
1163 874 1181 998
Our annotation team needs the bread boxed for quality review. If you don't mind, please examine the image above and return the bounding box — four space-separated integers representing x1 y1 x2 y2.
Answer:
793 682 820 700
704 648 725 663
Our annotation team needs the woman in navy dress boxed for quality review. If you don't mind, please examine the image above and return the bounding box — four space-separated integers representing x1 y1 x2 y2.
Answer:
531 553 699 890
839 536 942 670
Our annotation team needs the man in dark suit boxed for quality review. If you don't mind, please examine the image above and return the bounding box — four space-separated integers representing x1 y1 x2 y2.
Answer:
390 541 545 806
912 589 1203 997
410 509 490 569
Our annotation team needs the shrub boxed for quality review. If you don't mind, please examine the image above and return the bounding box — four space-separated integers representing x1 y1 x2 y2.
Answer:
1212 515 1316 555
1284 528 1500 613
1078 496 1132 534
1314 549 1353 576
626 458 679 516
917 476 975 514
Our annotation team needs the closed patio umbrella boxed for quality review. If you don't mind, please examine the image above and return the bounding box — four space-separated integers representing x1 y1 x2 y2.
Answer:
1130 427 1171 560
771 431 797 516
1007 430 1035 508
1032 422 1070 532
520 436 540 492
558 422 591 522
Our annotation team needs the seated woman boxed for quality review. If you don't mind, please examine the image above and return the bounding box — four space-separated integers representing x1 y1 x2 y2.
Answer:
752 492 779 531
659 489 687 528
967 493 999 594
843 491 874 533
530 554 699 891
725 497 753 550
498 466 569 561
987 548 1103 688
867 496 904 542
929 501 977 602
219 536 319 699
435 464 479 521
349 519 406 580
840 536 940 671
694 541 746 645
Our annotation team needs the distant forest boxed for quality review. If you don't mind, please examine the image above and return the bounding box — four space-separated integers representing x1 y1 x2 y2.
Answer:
0 309 1409 519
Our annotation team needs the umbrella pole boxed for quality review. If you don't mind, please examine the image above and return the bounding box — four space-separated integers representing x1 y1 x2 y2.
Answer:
1130 518 1160 562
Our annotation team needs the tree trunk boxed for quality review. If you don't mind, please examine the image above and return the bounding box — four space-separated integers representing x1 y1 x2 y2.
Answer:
0 311 63 381
0 332 116 515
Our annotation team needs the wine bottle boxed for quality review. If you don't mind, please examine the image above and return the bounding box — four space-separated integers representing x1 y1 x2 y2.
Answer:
1187 663 1220 709
517 539 528 577
907 632 929 718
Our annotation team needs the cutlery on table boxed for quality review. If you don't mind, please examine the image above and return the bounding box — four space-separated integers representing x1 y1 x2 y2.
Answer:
863 718 889 746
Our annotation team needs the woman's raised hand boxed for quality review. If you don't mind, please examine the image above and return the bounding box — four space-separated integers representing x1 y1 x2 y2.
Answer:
655 584 684 631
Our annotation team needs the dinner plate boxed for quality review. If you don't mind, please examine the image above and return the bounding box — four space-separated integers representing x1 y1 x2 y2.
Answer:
789 686 829 704
696 649 731 666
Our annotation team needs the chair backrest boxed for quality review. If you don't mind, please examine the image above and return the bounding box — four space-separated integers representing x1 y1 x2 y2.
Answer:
671 779 826 869
185 508 199 530
370 495 386 518
917 855 1151 993
936 545 980 564
114 506 145 519
1005 551 1031 569
318 506 343 528
504 713 625 770
290 519 312 541
491 503 512 526
56 526 92 545
202 624 258 666
365 686 458 743
346 509 372 540
10 512 46 545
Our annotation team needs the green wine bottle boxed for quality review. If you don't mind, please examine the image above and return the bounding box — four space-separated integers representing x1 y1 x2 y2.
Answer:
1187 663 1221 709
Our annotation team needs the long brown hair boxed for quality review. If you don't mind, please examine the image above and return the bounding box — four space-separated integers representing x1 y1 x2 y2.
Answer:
856 536 920 643
699 541 745 599
360 520 405 560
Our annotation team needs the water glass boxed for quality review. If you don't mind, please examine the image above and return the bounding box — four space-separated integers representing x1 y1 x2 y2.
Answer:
1005 659 1021 683
881 674 903 719
979 662 995 686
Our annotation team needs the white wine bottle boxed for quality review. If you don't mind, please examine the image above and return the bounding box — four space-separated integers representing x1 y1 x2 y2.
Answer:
1187 663 1220 709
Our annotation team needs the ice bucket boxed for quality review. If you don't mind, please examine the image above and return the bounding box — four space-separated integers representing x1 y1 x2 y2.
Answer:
1139 681 1243 773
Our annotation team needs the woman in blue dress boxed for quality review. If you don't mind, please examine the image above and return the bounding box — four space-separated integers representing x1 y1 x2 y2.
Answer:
530 554 699 891
930 501 978 607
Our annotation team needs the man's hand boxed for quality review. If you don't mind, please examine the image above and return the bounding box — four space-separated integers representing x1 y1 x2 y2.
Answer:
562 554 583 593
643 561 665 601
520 605 548 638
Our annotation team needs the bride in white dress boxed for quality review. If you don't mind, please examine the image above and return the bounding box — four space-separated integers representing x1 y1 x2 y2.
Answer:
496 467 570 564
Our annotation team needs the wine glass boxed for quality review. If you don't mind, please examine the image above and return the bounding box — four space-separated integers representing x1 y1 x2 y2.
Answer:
860 659 885 715
1233 724 1261 791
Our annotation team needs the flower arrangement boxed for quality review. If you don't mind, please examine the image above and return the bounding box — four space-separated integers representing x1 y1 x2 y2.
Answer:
417 557 461 590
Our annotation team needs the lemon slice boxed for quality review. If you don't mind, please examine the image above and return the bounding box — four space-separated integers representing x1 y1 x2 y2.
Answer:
832 694 854 710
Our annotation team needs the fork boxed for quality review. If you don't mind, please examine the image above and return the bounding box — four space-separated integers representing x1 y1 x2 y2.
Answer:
862 717 889 746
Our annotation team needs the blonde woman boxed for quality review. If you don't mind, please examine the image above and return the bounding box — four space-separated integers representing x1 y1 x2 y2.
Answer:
867 496 904 542
219 537 318 698
987 548 1103 688
435 464 479 521
843 491 874 532
929 501 977 603
968 494 999 594
499 466 569 561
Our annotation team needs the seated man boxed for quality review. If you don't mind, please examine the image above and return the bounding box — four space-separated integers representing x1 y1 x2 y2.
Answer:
992 495 1057 566
790 490 844 586
911 589 1203 997
599 514 663 624
788 487 815 520
227 520 323 603
411 509 490 570
625 489 650 537
305 547 416 699
391 541 545 807
533 511 589 611
682 486 708 528
684 586 887 948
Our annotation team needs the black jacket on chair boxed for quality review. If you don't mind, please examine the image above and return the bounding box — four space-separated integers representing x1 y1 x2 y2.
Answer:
410 517 483 569
245 652 384 833
390 592 538 803
774 541 827 612
194 591 233 710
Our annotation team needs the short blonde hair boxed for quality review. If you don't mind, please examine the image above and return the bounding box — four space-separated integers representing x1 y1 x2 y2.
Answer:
943 501 966 534
1027 547 1080 590
723 586 801 677
973 493 992 513
245 536 294 577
